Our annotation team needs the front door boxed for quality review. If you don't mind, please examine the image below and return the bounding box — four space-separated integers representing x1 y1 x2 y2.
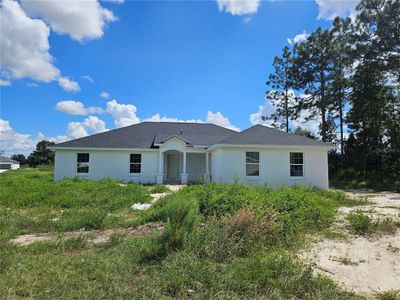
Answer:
167 154 179 181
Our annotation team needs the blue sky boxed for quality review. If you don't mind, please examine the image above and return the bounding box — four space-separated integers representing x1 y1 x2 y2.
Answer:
0 0 358 155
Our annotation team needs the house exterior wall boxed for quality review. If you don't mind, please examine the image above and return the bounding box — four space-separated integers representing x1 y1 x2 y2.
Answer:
209 147 329 189
54 146 329 189
54 149 159 183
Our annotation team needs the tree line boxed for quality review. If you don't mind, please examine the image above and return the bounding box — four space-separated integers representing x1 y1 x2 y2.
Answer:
10 140 55 168
265 0 399 187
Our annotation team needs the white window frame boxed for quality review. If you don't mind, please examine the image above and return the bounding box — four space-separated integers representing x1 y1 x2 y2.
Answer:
129 153 142 175
290 152 304 177
245 151 260 177
76 153 90 174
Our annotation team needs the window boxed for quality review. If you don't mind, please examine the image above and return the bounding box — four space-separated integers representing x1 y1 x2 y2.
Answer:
130 154 141 173
77 153 89 173
290 152 303 177
246 152 259 176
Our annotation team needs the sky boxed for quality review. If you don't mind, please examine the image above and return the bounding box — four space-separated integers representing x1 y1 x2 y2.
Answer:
0 0 359 155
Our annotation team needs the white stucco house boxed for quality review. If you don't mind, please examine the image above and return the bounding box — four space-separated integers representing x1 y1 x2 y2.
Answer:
50 122 334 189
0 156 20 171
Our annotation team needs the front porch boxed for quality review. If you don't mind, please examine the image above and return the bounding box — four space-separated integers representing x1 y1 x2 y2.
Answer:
156 149 210 184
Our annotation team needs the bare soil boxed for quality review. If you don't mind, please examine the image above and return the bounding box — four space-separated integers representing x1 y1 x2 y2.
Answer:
302 191 400 298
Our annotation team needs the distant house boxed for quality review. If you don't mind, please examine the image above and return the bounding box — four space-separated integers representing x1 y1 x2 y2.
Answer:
0 156 20 170
50 122 335 189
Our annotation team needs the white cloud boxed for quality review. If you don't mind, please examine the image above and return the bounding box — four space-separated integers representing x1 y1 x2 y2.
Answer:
144 113 202 123
315 0 359 20
287 31 309 45
0 79 11 86
100 91 110 99
81 75 94 83
217 0 260 16
20 0 117 42
102 0 125 3
0 118 67 155
58 77 81 92
206 111 239 131
56 100 103 115
106 99 140 128
0 0 60 82
66 116 108 139
249 97 275 126
0 0 117 90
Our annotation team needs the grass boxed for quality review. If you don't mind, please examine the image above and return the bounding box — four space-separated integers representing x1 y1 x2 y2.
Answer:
346 210 400 236
0 169 365 299
0 169 151 238
331 256 365 266
375 290 400 300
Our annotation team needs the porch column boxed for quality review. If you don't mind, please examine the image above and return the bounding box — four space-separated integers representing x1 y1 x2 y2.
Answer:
181 151 188 184
157 150 163 184
204 152 210 183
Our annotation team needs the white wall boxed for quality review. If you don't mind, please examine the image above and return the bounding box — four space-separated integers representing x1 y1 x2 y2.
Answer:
210 147 329 189
187 153 206 182
54 149 159 183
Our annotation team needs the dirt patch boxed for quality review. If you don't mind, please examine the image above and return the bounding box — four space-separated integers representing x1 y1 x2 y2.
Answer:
302 191 400 298
10 222 164 246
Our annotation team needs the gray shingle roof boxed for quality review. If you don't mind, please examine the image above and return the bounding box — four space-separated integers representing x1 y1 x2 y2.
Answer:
52 122 334 149
217 124 333 147
53 122 238 149
0 156 20 164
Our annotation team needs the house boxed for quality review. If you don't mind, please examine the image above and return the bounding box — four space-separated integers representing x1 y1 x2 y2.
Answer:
50 122 335 189
0 156 20 171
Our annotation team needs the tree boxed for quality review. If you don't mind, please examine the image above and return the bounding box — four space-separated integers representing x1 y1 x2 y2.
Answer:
27 140 55 167
330 17 352 160
10 154 27 165
294 28 336 142
264 46 298 132
294 126 316 139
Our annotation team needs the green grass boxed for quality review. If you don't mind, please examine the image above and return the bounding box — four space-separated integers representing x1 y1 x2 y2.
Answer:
148 184 170 194
0 170 364 299
0 169 151 237
346 210 399 236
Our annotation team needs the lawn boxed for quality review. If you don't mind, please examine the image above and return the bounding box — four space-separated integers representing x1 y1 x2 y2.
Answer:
0 169 365 299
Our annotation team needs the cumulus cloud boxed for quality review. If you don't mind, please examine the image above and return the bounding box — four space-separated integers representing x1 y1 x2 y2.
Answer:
143 113 202 123
206 111 240 131
249 97 276 126
0 0 60 82
0 79 11 86
58 77 81 92
106 100 140 128
287 31 309 45
20 0 117 42
0 0 117 90
315 0 359 20
56 100 103 115
0 118 67 155
217 0 260 16
66 116 108 139
99 91 110 99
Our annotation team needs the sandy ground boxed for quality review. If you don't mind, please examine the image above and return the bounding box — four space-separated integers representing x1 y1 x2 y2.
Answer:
10 222 164 246
302 191 400 298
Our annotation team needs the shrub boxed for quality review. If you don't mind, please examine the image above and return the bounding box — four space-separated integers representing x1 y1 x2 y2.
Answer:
346 210 371 235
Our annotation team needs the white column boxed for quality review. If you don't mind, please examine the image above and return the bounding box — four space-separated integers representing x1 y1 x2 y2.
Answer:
157 150 163 184
205 152 209 174
181 151 188 184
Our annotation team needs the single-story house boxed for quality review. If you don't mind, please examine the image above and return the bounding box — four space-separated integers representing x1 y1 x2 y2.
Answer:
0 156 20 170
50 122 335 189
